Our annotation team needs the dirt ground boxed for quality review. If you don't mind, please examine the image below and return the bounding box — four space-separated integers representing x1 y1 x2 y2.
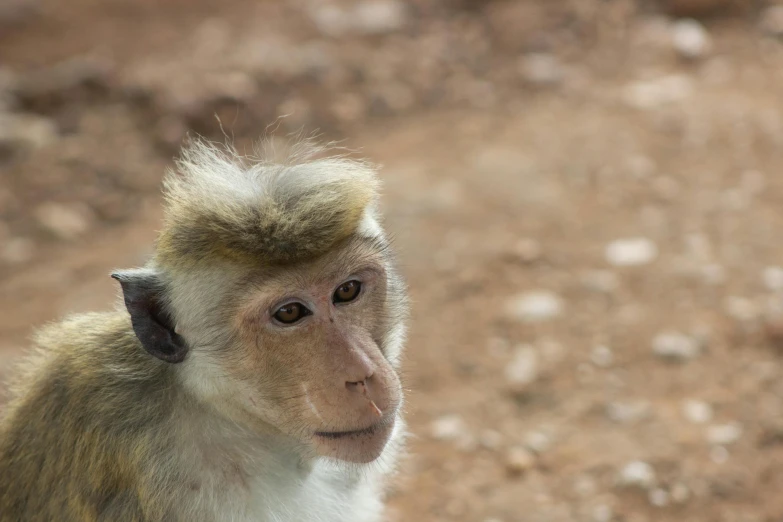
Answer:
4 0 783 521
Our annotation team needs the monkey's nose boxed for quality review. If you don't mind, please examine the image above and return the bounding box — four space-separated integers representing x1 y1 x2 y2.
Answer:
345 379 366 393
345 372 375 393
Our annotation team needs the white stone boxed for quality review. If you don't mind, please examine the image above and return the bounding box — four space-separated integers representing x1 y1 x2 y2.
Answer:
623 75 694 110
505 291 563 322
590 345 614 368
524 430 551 454
519 53 563 86
34 202 92 240
682 400 713 424
431 414 466 441
605 237 658 267
504 345 539 389
652 331 700 361
763 266 783 292
760 6 783 37
649 488 670 507
617 461 656 489
607 401 652 424
671 19 712 59
311 0 407 36
723 296 759 322
505 446 535 474
0 113 57 149
353 0 407 34
707 423 743 446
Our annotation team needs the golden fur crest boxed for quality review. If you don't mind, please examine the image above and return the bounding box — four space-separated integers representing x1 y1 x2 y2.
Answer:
156 139 381 269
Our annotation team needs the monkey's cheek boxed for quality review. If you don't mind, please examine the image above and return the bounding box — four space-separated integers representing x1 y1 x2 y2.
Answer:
311 418 396 464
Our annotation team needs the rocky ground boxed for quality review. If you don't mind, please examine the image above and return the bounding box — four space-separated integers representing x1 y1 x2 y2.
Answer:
4 0 783 520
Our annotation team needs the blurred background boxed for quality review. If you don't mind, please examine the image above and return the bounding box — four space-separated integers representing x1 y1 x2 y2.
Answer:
2 0 783 520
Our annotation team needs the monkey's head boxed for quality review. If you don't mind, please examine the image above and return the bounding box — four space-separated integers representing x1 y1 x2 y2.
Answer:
112 140 408 464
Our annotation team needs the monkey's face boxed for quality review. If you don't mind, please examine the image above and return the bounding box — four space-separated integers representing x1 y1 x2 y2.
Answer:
226 238 404 464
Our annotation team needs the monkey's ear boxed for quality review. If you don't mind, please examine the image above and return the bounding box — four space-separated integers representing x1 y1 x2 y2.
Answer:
111 269 188 363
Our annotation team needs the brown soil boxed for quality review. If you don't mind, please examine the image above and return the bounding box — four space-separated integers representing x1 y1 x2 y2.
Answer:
3 1 783 521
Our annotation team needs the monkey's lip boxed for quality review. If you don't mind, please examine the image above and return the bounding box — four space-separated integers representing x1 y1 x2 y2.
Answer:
314 421 385 440
313 415 394 440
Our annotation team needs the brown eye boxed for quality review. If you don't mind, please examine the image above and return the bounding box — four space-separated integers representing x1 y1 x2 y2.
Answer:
333 280 362 304
273 303 310 324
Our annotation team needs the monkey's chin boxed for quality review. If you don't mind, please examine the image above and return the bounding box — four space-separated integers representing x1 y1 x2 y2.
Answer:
311 417 396 464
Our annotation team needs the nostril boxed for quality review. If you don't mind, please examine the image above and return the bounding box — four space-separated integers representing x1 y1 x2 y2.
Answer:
345 379 366 391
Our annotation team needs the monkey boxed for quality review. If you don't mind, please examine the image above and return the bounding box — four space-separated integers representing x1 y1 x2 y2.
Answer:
0 138 410 522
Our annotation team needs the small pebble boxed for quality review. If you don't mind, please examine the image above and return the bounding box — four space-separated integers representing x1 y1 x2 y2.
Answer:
505 446 535 475
590 345 614 368
525 430 552 454
623 75 694 110
652 331 700 361
505 291 563 322
763 266 783 292
0 113 58 150
760 5 783 37
723 296 759 322
510 238 542 263
671 19 712 59
34 203 92 240
605 237 658 267
648 487 670 507
353 0 408 34
682 400 713 424
519 53 563 86
504 345 539 390
707 423 743 446
607 401 652 424
617 460 657 489
431 415 466 441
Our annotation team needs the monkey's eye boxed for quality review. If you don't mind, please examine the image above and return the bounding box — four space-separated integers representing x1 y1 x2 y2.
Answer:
333 280 362 304
273 303 311 324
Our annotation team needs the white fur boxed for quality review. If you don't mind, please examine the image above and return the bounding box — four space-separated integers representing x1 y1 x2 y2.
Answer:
357 205 384 239
165 394 405 522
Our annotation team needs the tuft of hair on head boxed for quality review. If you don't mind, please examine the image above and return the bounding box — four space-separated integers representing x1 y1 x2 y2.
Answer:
155 136 381 270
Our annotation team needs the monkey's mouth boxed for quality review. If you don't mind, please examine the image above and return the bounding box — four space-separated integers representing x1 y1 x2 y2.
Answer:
311 415 396 463
314 413 395 440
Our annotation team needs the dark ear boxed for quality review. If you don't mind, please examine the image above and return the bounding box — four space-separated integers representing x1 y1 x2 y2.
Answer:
111 268 188 363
